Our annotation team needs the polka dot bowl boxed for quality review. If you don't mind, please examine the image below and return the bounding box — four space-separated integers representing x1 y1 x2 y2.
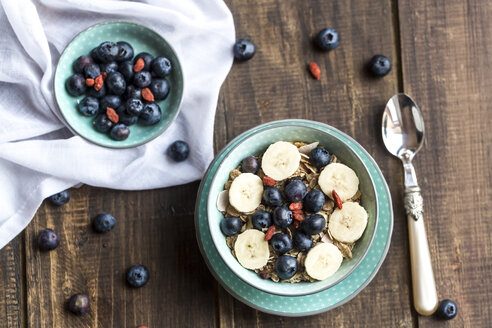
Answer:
53 21 184 148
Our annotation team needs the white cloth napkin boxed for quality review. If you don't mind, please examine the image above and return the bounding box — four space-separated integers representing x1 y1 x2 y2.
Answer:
0 0 235 249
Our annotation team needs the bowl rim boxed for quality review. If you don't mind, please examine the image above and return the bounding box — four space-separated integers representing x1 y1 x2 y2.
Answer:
53 20 184 149
205 119 379 296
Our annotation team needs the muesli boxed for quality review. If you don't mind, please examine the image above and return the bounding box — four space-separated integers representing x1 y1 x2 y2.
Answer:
217 141 368 283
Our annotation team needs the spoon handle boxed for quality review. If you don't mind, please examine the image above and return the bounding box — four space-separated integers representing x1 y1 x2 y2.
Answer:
405 187 438 316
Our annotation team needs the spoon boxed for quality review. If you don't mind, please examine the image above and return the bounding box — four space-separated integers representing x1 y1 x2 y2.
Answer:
382 93 438 316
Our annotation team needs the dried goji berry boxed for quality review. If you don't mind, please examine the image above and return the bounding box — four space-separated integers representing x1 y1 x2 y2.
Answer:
308 62 321 80
264 225 275 241
289 202 303 211
141 87 154 102
94 75 104 91
133 58 145 72
292 209 303 215
106 107 119 123
294 220 300 228
85 78 94 87
262 176 276 187
332 189 343 209
101 72 108 80
293 212 304 222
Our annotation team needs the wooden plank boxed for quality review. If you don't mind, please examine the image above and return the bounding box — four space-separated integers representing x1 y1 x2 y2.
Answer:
216 0 414 326
24 184 217 327
398 0 492 326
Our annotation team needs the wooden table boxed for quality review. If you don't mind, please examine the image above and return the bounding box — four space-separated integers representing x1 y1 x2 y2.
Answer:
1 0 490 326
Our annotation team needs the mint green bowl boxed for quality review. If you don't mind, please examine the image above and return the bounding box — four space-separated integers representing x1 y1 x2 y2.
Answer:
54 21 184 148
206 120 378 296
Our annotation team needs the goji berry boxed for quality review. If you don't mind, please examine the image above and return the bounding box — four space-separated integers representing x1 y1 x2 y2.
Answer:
94 75 103 91
101 72 108 80
141 87 154 102
262 176 276 187
293 212 304 222
332 189 343 209
289 202 303 211
133 58 145 72
106 107 119 123
292 209 303 215
308 62 321 80
294 220 300 228
264 225 275 241
85 78 94 87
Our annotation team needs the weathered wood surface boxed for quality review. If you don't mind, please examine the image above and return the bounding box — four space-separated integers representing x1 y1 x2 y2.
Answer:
0 0 490 326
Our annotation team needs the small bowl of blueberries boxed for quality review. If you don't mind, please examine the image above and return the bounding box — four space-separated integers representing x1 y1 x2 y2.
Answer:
54 21 184 148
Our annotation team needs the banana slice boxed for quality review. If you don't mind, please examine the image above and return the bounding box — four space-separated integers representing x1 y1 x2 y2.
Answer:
305 242 343 280
261 141 301 181
328 201 368 243
228 173 263 213
318 163 359 201
234 229 270 269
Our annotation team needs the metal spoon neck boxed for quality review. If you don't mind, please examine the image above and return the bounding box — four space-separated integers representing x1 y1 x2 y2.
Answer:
401 158 419 189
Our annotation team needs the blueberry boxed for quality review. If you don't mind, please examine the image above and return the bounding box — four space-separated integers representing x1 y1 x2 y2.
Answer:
303 189 325 213
293 232 313 251
233 39 255 61
92 114 114 133
149 78 170 100
309 147 331 169
65 74 86 96
126 98 143 116
100 61 119 75
68 294 90 315
83 63 101 79
37 228 60 251
251 210 272 230
368 55 391 77
133 71 152 88
92 213 116 233
275 255 298 280
272 205 293 228
87 84 106 98
116 105 138 126
49 190 70 206
284 180 307 202
167 140 190 162
241 156 258 174
436 299 457 320
126 264 149 288
301 214 326 235
118 60 134 82
100 95 122 111
220 217 243 236
106 72 126 96
73 56 94 74
270 233 293 255
110 124 130 141
262 187 283 207
139 103 161 125
133 52 154 71
151 56 172 77
315 28 340 51
90 47 103 63
77 96 99 117
96 41 119 62
123 85 141 100
115 41 134 62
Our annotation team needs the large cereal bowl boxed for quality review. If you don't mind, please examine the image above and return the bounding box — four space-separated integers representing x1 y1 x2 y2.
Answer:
205 120 379 297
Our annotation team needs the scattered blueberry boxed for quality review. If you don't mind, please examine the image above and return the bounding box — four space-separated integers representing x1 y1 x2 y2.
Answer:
126 264 149 288
167 140 190 162
106 72 126 96
96 41 119 62
118 60 134 82
151 56 172 77
436 299 457 320
123 85 141 100
100 95 122 111
65 74 86 96
309 147 331 168
301 214 326 235
116 105 138 126
100 61 119 75
315 28 340 51
87 84 106 99
149 78 170 100
90 47 103 63
220 217 243 236
275 255 298 280
139 103 162 125
368 55 392 77
251 210 272 230
110 123 130 141
73 56 94 74
116 41 134 62
273 205 293 228
126 98 143 116
293 232 313 251
233 39 255 61
133 52 154 71
77 96 99 117
284 180 307 202
92 213 116 233
270 233 293 255
133 71 152 88
68 294 90 315
83 63 101 79
303 189 325 213
262 187 283 207
241 156 259 174
92 114 114 133
37 228 60 251
49 190 70 206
